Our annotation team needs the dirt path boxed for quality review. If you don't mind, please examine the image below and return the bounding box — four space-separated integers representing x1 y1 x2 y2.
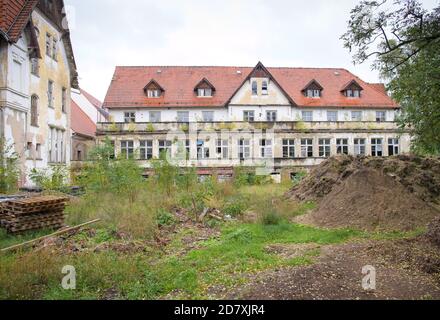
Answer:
229 240 440 300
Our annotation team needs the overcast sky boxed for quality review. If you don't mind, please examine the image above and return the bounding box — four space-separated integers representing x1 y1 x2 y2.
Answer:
64 0 439 101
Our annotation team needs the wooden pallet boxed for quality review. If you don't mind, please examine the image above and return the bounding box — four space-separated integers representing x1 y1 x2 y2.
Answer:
3 203 66 215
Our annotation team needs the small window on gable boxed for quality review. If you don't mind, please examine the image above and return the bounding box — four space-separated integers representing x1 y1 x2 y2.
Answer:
262 81 268 95
195 78 215 97
302 80 323 98
252 81 258 96
198 88 212 97
144 80 164 98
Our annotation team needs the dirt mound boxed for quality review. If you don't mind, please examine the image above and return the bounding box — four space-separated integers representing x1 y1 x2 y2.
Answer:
290 155 440 231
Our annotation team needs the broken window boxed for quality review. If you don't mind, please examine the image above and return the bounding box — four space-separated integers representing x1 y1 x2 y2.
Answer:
48 80 54 108
61 88 67 113
266 111 277 122
376 111 386 122
302 111 313 122
371 138 383 157
260 139 273 158
197 140 210 159
336 138 349 155
31 95 39 127
283 139 295 159
238 139 251 160
388 138 399 156
301 139 313 158
124 112 136 123
319 139 331 157
262 81 268 95
354 138 366 156
140 140 153 160
120 140 134 159
158 140 172 158
216 139 229 159
243 111 255 122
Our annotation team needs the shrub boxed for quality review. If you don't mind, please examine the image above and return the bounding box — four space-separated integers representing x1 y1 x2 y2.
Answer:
157 209 175 227
29 165 69 192
260 211 282 225
0 138 20 194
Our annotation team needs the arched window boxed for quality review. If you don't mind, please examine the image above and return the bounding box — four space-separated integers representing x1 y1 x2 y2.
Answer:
31 95 39 127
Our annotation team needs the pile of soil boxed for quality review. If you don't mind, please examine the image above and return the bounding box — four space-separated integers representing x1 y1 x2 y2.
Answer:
290 155 440 231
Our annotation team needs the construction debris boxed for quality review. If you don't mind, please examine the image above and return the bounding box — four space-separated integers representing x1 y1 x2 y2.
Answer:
0 195 69 234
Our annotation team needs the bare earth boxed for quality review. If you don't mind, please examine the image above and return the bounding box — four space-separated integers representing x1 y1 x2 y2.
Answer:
229 239 440 300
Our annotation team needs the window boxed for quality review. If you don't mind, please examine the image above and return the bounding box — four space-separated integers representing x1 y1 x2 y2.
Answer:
376 111 386 122
61 88 67 113
388 138 399 156
48 127 65 163
327 111 338 122
354 138 366 156
302 111 313 122
202 111 214 122
197 88 212 97
121 140 134 159
147 90 161 98
252 81 258 96
371 138 383 157
140 140 153 160
262 81 268 95
48 80 54 108
36 143 41 159
243 111 255 122
283 139 295 159
266 111 277 122
46 33 52 57
346 89 360 98
197 140 210 159
159 140 172 157
31 95 39 127
238 139 251 160
351 111 362 121
336 138 349 155
306 89 321 98
26 142 33 159
149 111 161 122
301 139 313 158
124 112 136 123
31 58 39 76
52 38 58 60
216 139 229 159
12 60 23 91
109 141 115 159
260 139 273 158
319 139 331 157
177 111 189 123
185 140 190 160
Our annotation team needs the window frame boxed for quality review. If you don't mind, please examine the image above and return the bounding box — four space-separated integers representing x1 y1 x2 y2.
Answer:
388 138 399 156
124 112 136 123
251 81 258 96
202 111 214 122
300 139 313 158
282 139 295 159
376 111 386 122
216 139 229 160
266 110 277 122
61 87 67 113
197 140 210 160
139 140 153 160
371 138 383 157
354 138 366 156
327 111 338 122
319 138 331 158
238 139 251 160
262 81 268 95
120 140 134 159
336 138 349 155
47 80 54 108
243 111 255 122
351 111 363 121
177 111 190 123
158 140 172 158
260 139 273 158
301 111 313 122
149 111 161 122
31 95 39 127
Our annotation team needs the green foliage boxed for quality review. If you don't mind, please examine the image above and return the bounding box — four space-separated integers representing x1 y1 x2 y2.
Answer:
29 165 69 192
0 138 20 194
156 208 175 227
233 166 271 187
342 0 440 154
222 195 248 217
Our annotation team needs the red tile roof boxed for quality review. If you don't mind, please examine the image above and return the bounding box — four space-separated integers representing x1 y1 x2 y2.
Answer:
71 99 96 138
0 0 38 42
103 64 398 109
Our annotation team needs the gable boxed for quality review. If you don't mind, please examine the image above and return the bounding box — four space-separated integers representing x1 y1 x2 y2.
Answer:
229 78 291 106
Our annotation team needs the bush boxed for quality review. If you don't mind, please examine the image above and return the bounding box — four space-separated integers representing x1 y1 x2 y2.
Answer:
260 211 282 225
222 195 248 217
0 139 20 194
157 209 175 227
29 165 69 192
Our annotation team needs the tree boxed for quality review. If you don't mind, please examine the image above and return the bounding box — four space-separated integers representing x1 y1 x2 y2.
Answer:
341 0 440 154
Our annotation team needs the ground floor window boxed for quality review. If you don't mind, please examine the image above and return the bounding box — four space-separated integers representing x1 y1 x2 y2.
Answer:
260 139 273 158
48 127 66 163
159 140 172 157
283 139 295 159
197 140 210 159
239 139 251 159
140 140 153 160
336 138 349 155
216 139 229 159
301 139 313 158
354 138 366 156
319 139 331 157
388 138 399 156
371 138 383 157
121 140 134 159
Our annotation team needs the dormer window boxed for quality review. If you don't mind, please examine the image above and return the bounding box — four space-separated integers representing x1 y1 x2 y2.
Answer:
144 80 164 98
194 78 215 98
302 79 323 98
262 81 268 95
341 80 363 98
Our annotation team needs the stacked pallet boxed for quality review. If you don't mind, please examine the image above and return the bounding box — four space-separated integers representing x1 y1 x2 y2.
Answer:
1 196 69 234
